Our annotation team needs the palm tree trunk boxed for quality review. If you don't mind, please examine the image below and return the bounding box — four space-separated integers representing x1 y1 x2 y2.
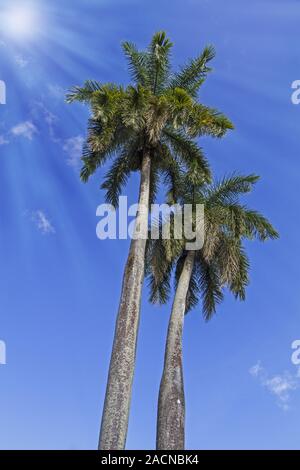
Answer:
99 151 151 450
156 250 195 450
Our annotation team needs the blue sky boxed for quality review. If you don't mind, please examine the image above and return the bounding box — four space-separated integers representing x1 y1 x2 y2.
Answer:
0 0 300 450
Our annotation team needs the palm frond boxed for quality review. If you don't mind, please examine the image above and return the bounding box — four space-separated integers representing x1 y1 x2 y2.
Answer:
198 254 224 321
216 235 244 285
147 31 173 94
241 209 279 241
215 203 279 241
155 143 183 203
66 80 103 103
101 153 131 207
188 104 234 138
205 174 260 206
80 145 108 182
170 45 215 96
79 118 131 182
229 244 250 300
163 128 211 183
122 41 149 86
147 237 173 304
101 138 143 206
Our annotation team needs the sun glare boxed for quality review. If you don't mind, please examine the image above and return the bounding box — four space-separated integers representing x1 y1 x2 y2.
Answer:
2 5 39 39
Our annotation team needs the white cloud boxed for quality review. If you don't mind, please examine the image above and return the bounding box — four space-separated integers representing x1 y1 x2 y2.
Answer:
265 375 297 407
250 361 299 410
43 108 56 126
15 55 28 68
0 135 9 145
31 210 55 235
44 109 59 143
63 135 84 167
11 121 37 140
19 102 83 169
249 361 263 377
32 101 59 143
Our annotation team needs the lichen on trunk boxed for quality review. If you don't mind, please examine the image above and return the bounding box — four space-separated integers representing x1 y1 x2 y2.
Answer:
99 152 151 450
156 250 195 450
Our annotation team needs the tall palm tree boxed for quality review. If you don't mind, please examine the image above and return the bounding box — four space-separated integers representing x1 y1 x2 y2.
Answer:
147 174 279 450
67 32 233 449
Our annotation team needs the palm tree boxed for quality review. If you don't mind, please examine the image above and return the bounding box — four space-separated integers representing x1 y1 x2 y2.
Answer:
67 32 233 449
147 174 279 450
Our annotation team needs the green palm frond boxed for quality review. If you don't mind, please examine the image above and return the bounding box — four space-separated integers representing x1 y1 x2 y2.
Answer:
170 45 215 96
147 31 173 94
229 244 250 300
68 32 236 241
155 143 183 203
188 104 234 138
101 136 144 206
148 267 172 305
216 203 279 240
146 170 278 322
185 273 200 313
215 235 245 285
80 118 132 182
163 128 211 183
80 146 107 182
205 174 260 206
122 42 148 86
101 153 131 207
66 80 103 103
198 254 224 321
241 209 279 241
147 236 174 304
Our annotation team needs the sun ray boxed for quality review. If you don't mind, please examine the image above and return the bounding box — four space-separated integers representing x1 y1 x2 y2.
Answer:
1 3 41 40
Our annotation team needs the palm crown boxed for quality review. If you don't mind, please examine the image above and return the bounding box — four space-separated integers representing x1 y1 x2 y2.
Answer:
147 173 279 320
67 31 233 206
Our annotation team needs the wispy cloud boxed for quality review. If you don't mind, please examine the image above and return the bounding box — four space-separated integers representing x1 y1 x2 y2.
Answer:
11 121 37 140
31 101 83 168
0 120 37 145
63 135 84 167
250 361 298 410
249 362 264 377
32 101 59 143
15 55 29 68
0 135 9 145
31 210 55 235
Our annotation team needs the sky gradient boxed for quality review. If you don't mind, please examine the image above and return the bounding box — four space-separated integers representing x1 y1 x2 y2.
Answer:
0 0 300 450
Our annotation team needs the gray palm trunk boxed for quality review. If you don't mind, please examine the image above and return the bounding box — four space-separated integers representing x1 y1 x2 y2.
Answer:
156 250 195 450
99 152 151 450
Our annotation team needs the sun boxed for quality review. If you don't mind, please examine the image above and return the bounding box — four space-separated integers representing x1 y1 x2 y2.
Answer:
2 5 40 39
